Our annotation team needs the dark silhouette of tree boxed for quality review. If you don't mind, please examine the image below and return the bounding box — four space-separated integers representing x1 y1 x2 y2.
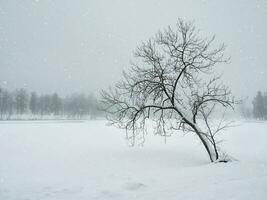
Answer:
51 93 62 115
0 88 14 119
253 91 266 119
102 19 235 162
15 89 29 115
264 92 267 119
29 92 38 115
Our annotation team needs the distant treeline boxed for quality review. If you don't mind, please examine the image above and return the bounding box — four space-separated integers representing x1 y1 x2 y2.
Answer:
252 91 267 120
0 87 102 120
239 91 267 120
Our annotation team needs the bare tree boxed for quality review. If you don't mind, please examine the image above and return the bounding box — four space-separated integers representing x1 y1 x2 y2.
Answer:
253 91 266 120
29 92 39 115
102 19 235 162
51 93 62 116
15 88 29 115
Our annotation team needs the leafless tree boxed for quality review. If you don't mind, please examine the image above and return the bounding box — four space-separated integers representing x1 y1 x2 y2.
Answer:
101 19 235 162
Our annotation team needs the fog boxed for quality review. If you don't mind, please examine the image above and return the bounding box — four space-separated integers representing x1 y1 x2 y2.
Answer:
1 1 267 199
0 0 266 98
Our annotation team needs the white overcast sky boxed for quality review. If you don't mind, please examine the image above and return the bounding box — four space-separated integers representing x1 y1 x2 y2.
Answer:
0 0 266 98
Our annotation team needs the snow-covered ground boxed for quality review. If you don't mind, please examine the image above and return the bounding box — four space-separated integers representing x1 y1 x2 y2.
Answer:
0 120 266 200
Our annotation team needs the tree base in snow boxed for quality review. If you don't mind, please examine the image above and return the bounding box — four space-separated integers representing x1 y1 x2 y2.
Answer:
214 152 238 163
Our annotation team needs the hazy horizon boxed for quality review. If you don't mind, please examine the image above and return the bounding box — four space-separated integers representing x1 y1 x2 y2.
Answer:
1 0 267 99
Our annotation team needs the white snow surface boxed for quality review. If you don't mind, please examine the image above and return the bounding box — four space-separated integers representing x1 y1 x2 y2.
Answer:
0 120 267 200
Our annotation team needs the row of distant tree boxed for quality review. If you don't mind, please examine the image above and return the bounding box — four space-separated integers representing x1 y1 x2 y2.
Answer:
2 87 267 121
0 87 102 120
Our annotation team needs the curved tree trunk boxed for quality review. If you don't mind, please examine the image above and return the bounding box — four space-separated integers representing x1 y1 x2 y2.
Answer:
182 117 218 162
194 128 218 162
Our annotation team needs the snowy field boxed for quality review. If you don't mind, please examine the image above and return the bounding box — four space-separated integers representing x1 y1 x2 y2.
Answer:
0 120 267 200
